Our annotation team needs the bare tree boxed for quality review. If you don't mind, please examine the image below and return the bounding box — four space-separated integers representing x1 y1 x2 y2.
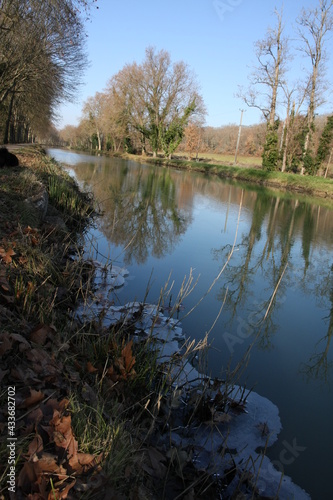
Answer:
279 80 310 172
107 62 148 154
184 121 203 161
296 0 333 174
238 8 288 126
82 92 107 151
237 8 289 170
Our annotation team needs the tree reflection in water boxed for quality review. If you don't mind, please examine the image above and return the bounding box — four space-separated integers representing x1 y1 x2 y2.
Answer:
212 190 333 380
70 160 192 264
301 266 333 383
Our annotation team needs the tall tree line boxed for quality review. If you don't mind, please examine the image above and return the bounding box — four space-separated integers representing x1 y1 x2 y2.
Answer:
0 0 96 144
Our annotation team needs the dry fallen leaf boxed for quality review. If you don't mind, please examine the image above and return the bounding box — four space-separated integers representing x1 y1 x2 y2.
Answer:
10 332 31 348
81 383 99 405
0 274 10 291
121 340 136 373
86 361 98 374
31 236 39 246
50 411 78 459
17 462 37 491
0 246 16 264
68 452 102 474
0 332 13 355
213 412 232 424
11 365 41 385
106 365 118 382
35 453 67 476
147 447 167 478
22 389 44 408
142 446 168 478
27 433 44 458
47 478 76 500
44 398 69 414
30 324 55 345
26 407 44 426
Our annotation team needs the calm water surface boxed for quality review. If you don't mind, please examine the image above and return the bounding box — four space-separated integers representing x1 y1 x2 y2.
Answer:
49 149 333 499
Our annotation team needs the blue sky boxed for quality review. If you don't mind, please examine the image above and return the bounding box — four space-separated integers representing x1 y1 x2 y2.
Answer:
56 0 333 129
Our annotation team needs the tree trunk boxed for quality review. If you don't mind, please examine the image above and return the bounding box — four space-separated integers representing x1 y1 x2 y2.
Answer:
97 129 102 151
324 149 332 178
281 122 288 173
3 91 15 144
281 100 293 172
301 81 317 175
141 133 146 155
269 15 283 128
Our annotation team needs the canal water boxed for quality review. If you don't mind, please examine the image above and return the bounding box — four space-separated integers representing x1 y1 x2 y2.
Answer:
48 148 333 499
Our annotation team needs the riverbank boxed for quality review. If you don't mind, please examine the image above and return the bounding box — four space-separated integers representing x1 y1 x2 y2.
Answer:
122 153 333 201
0 146 310 499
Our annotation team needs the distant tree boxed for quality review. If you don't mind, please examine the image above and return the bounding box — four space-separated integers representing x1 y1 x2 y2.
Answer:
184 121 203 160
82 92 107 151
37 123 61 145
78 120 95 149
99 90 129 152
198 123 265 158
59 125 79 148
244 132 258 156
